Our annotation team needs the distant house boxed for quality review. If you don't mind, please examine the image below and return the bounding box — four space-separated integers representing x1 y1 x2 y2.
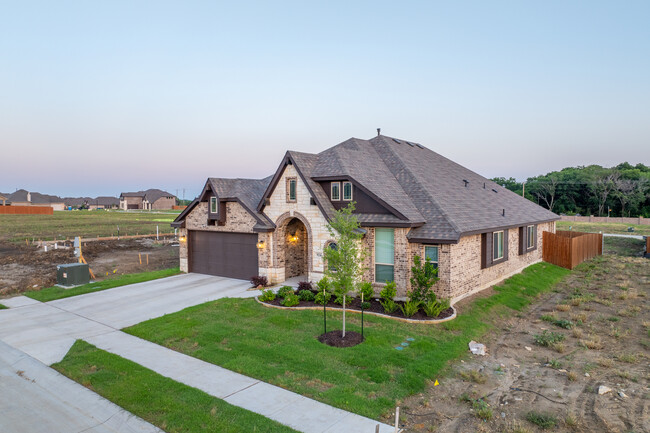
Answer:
7 190 66 211
0 194 7 206
120 189 177 210
93 196 120 210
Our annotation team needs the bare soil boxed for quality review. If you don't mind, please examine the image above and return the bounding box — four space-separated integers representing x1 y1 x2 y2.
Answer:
400 254 649 433
318 330 364 347
0 239 179 297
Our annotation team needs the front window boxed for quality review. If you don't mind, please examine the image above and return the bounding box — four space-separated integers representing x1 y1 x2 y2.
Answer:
375 228 394 282
327 242 338 271
493 231 504 260
331 182 340 201
287 178 297 202
343 181 353 201
424 246 439 269
210 197 217 213
527 225 535 249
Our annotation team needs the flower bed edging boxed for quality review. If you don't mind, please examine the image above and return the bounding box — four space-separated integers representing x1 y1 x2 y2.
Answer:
255 297 457 324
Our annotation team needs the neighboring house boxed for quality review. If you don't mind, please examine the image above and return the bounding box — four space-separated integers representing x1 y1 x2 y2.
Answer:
172 135 559 301
7 190 66 211
0 194 7 206
64 196 120 210
119 189 177 210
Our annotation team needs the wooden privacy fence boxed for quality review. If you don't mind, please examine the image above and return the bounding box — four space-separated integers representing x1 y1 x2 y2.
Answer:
0 205 53 215
543 230 602 270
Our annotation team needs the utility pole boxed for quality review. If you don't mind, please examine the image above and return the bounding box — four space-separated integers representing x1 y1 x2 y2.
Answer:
522 181 526 197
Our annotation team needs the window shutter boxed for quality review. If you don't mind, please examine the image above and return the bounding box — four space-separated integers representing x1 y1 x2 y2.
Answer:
518 226 525 255
503 229 509 260
481 233 493 269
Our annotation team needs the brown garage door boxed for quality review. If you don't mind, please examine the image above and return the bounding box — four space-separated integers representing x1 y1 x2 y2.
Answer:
189 231 258 280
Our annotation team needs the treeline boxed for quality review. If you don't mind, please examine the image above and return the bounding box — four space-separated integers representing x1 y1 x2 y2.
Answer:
492 162 650 217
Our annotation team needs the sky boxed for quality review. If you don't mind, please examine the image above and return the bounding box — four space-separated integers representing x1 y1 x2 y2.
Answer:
1 1 649 199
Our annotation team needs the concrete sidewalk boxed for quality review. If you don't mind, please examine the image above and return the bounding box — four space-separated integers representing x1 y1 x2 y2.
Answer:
0 273 395 433
0 340 162 433
87 331 394 433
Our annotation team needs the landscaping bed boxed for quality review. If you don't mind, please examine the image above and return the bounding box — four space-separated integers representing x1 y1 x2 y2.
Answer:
258 289 455 322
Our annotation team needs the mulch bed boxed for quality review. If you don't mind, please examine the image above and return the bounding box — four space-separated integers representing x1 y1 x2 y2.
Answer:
318 330 364 347
261 289 454 321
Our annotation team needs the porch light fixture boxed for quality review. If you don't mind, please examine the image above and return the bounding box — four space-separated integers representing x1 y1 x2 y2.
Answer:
179 236 186 243
289 232 299 243
256 240 266 249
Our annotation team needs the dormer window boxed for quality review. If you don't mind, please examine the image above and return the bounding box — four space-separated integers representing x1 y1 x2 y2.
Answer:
342 181 353 201
210 197 217 213
331 182 340 201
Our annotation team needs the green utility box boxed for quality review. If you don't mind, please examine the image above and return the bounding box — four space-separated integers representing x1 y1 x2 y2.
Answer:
56 263 90 287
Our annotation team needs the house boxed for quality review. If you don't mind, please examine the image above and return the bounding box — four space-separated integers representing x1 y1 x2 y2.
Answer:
119 189 177 210
0 194 7 206
92 196 120 210
6 190 66 211
172 135 559 301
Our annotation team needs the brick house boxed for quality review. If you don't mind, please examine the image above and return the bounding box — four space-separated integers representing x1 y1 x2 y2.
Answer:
119 189 176 210
172 135 558 302
6 190 66 211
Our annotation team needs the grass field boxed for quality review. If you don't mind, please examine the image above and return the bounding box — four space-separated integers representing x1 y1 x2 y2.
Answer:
25 267 181 302
53 341 298 433
0 210 178 243
125 262 569 420
557 220 650 236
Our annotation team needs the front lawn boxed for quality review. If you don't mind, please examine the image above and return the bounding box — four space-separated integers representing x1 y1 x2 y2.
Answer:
53 340 298 433
25 267 181 302
126 262 569 420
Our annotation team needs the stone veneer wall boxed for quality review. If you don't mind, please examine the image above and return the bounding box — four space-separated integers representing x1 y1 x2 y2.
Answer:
260 164 333 284
177 201 259 273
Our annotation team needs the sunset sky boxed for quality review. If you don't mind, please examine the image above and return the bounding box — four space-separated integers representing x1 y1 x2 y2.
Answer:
1 1 649 198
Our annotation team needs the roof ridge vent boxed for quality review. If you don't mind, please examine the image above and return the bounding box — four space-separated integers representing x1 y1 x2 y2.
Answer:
392 138 402 144
415 143 425 149
406 141 415 147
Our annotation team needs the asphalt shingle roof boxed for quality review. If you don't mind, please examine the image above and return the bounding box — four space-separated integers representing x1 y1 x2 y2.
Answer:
121 189 175 203
209 177 274 227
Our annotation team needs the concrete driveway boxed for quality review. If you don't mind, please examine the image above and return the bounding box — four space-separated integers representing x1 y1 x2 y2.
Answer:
0 273 254 364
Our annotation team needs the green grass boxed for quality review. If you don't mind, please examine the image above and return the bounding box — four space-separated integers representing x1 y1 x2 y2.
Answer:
126 262 569 420
0 304 6 309
25 267 181 302
52 340 297 433
557 220 650 236
0 210 177 243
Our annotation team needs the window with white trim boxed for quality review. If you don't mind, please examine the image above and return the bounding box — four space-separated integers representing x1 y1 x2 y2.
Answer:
210 197 217 213
375 228 394 282
342 181 353 201
331 182 340 201
527 225 535 249
493 231 504 260
424 246 439 269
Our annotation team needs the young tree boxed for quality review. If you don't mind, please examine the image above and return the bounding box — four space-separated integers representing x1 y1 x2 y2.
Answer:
323 202 366 338
409 255 439 303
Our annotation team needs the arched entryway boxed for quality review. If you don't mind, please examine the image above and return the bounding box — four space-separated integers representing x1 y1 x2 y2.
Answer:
273 212 312 281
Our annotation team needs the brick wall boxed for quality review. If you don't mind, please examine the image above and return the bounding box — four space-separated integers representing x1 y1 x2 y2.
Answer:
152 196 176 210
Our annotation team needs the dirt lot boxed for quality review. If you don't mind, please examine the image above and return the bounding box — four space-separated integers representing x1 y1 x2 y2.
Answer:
401 250 649 432
0 238 179 297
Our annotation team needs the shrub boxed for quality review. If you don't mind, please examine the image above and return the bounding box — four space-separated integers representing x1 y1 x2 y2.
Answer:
277 286 295 298
379 281 397 301
259 289 275 302
408 254 439 303
423 298 450 318
316 276 331 293
298 281 312 291
360 301 371 310
357 281 374 301
526 411 557 429
250 275 268 287
534 330 565 347
298 290 315 302
314 290 332 305
380 299 398 314
334 293 353 306
400 300 422 317
281 293 299 307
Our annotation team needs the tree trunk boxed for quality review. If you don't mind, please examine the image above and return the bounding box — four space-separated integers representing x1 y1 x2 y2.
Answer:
342 294 346 338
